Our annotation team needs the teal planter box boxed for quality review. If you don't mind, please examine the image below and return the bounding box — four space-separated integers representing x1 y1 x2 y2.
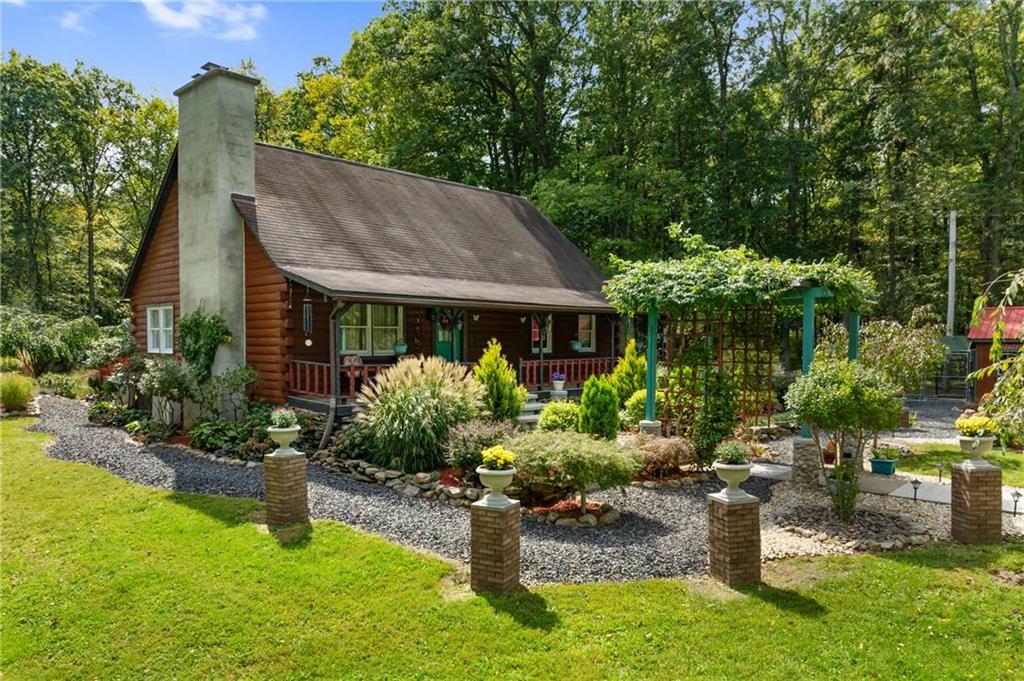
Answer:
870 459 897 476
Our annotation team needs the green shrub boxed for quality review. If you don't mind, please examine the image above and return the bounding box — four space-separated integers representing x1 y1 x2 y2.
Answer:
0 308 102 374
1 356 23 373
178 309 232 384
125 417 171 443
713 440 748 464
691 368 738 469
623 388 664 427
189 419 241 452
87 400 146 427
609 339 646 405
578 375 620 439
444 418 519 477
830 463 860 522
474 339 528 421
508 430 642 507
333 418 373 460
357 356 483 472
0 374 34 411
37 372 88 399
83 320 136 369
537 401 579 432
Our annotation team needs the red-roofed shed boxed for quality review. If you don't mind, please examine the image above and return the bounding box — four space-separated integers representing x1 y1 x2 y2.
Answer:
968 306 1023 400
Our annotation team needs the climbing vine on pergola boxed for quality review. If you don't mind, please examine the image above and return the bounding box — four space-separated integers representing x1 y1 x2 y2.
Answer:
603 232 878 432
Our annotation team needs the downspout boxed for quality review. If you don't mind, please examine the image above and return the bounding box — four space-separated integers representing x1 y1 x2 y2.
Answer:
319 301 353 451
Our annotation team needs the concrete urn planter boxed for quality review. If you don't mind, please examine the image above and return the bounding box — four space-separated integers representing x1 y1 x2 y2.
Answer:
958 435 996 457
713 461 752 501
267 425 301 454
476 466 516 507
552 379 566 392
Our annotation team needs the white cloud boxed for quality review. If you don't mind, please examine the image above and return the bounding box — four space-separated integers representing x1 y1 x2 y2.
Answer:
140 1 267 41
56 6 93 33
4 0 28 7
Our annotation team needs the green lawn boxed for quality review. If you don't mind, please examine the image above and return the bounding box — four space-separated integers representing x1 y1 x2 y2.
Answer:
3 419 1023 680
900 444 1024 487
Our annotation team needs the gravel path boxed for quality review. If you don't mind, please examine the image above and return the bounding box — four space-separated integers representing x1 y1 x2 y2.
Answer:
30 396 778 585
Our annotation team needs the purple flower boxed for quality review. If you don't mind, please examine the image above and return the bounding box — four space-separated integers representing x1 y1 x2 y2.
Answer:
551 371 566 381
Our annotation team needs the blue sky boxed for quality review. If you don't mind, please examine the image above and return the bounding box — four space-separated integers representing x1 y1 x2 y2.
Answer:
1 1 384 98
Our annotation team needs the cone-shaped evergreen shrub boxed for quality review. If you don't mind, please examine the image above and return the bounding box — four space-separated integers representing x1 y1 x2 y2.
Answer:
578 375 620 439
609 339 646 405
473 339 528 421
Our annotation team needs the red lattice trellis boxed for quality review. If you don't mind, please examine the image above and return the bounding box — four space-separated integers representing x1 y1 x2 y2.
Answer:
660 304 775 435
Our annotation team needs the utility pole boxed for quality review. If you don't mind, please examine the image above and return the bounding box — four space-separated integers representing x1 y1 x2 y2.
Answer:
947 210 957 336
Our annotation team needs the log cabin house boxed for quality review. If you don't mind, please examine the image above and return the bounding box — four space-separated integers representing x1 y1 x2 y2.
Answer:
123 64 619 413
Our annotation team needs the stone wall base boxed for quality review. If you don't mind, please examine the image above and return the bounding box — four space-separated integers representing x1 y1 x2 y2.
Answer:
951 461 1002 544
471 502 520 593
708 494 761 586
264 454 308 526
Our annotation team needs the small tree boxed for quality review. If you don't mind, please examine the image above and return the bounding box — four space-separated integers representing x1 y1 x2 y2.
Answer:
473 339 528 421
578 375 620 439
138 358 195 429
786 359 901 521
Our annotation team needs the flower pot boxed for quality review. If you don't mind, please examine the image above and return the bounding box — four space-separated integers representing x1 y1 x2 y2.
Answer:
870 458 897 476
570 340 582 352
393 341 408 354
267 425 301 454
823 451 837 465
552 380 566 391
476 465 516 507
713 461 752 501
958 435 995 457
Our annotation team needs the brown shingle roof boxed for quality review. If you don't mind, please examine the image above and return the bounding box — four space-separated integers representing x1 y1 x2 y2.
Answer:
240 143 612 312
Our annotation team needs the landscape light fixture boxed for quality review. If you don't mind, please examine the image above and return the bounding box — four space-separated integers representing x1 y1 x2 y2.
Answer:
937 462 946 482
1013 490 1022 517
911 479 921 502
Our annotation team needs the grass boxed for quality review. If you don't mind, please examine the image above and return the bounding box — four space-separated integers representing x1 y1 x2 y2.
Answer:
3 418 1023 679
900 443 1024 487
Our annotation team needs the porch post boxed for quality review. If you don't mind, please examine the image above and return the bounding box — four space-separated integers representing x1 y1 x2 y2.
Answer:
847 310 860 361
800 288 816 438
640 308 661 435
318 301 352 451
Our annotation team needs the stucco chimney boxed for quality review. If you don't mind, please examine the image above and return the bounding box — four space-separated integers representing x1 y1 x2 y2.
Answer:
173 64 259 374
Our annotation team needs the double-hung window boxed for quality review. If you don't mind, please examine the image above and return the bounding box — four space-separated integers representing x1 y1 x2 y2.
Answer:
339 303 404 356
577 314 596 352
146 305 174 354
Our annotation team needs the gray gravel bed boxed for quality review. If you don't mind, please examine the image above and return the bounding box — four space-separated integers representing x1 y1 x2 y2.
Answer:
31 396 777 585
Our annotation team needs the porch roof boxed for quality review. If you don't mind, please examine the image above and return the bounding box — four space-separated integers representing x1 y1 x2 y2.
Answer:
237 143 614 313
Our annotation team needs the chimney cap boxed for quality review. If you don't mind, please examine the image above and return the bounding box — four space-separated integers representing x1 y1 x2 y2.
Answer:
174 63 260 97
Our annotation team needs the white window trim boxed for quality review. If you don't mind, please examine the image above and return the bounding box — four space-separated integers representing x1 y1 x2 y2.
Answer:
146 304 174 355
531 315 553 354
339 303 404 357
577 314 596 352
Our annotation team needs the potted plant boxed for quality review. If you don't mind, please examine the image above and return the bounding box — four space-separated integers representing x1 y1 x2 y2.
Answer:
712 440 751 499
393 339 408 354
823 440 837 465
570 339 582 352
955 414 998 457
870 445 899 476
267 408 301 452
476 444 517 506
551 371 566 392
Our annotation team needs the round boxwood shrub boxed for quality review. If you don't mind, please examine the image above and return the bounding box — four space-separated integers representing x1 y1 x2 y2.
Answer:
537 400 579 432
508 430 642 508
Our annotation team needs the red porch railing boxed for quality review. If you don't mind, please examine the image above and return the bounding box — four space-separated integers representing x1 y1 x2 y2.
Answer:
518 356 616 389
288 360 382 400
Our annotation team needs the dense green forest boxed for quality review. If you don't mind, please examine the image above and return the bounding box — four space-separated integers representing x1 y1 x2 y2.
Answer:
2 0 1022 327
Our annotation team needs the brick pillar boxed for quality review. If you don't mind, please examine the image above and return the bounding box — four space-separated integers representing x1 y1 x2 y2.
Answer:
791 437 820 489
470 498 520 594
951 460 1002 544
708 491 761 586
264 453 308 526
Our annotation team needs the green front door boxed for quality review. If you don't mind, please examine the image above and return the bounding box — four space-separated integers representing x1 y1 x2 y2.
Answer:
433 309 463 362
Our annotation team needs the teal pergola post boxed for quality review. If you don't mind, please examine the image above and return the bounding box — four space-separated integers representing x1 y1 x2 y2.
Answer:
644 309 658 422
847 310 860 360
